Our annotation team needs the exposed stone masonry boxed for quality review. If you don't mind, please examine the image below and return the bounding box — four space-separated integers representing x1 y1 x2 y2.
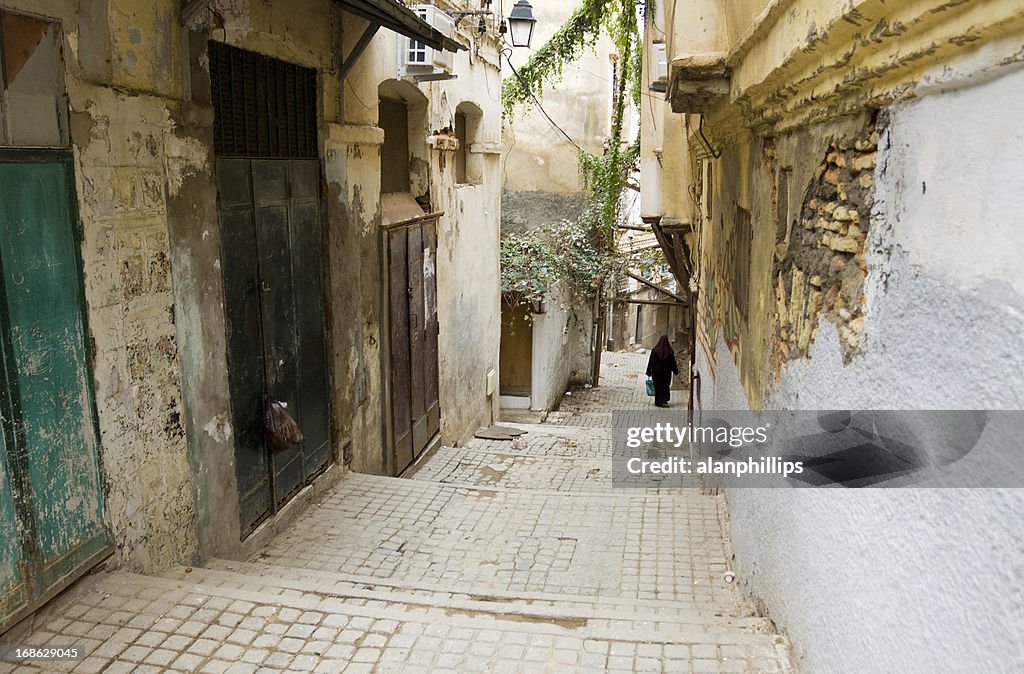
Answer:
772 122 880 373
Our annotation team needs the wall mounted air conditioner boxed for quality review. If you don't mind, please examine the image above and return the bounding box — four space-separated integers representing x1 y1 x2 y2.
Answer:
649 42 668 92
401 5 456 80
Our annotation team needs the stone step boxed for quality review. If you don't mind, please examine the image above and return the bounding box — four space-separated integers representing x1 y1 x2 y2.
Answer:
182 561 773 636
408 448 705 494
19 569 793 673
170 565 787 652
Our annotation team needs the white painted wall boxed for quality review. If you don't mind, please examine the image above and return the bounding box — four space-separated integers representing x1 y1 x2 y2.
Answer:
695 66 1024 673
530 283 574 411
503 0 614 195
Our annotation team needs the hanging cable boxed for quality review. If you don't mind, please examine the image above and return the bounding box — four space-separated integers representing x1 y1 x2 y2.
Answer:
502 47 585 153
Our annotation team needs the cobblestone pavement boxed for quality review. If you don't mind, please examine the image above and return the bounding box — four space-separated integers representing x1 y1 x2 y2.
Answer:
546 351 686 427
1 352 793 673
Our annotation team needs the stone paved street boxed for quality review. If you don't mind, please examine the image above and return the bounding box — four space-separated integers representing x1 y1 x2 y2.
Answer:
0 352 793 673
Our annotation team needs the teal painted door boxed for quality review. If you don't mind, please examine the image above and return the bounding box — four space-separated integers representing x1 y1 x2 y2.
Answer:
0 157 112 633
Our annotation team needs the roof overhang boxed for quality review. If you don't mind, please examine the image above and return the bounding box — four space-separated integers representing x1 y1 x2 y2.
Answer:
337 0 467 53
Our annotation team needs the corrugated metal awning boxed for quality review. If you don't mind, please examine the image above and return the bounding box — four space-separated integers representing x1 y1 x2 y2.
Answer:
338 0 466 53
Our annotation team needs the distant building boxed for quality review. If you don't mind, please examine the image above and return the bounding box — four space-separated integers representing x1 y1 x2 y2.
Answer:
498 0 612 414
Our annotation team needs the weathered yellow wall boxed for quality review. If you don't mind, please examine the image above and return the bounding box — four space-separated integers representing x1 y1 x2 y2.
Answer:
0 0 201 571
660 0 1024 407
0 0 503 569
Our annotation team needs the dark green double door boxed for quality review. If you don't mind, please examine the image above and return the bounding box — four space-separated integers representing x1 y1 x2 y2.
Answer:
0 156 111 632
218 159 331 536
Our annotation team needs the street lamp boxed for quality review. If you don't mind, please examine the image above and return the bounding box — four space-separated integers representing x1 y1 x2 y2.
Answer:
508 0 537 48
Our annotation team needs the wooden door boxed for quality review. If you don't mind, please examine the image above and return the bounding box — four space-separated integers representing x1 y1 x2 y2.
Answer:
499 298 533 395
386 219 440 474
0 157 112 632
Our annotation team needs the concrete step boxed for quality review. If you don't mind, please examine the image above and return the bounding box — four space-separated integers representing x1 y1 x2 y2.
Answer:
179 561 774 637
167 564 786 650
19 568 794 674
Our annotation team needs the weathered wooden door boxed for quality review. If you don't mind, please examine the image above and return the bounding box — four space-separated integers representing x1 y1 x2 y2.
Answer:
0 156 112 632
218 159 331 536
387 220 440 474
499 298 533 396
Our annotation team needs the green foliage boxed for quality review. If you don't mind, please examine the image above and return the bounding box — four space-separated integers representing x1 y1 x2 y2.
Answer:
501 215 669 311
503 0 645 246
501 220 609 308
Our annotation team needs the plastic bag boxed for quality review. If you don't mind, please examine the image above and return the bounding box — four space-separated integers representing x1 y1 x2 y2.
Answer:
265 398 304 451
645 378 656 396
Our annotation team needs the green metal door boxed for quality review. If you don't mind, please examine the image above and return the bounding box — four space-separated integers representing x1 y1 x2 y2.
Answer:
0 155 112 633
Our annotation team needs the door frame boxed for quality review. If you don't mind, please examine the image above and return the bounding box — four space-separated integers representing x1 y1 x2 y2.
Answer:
0 147 113 633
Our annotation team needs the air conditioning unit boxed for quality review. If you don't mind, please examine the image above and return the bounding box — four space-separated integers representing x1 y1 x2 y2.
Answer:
649 42 668 91
402 5 455 78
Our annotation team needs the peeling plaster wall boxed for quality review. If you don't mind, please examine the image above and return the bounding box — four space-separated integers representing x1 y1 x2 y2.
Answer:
659 4 1024 668
429 39 504 447
693 63 1024 674
335 11 504 461
0 0 202 571
71 87 201 571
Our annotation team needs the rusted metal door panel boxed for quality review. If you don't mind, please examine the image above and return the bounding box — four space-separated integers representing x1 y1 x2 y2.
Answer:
218 159 331 535
388 229 413 472
0 158 111 632
422 223 440 438
406 226 428 456
252 161 305 506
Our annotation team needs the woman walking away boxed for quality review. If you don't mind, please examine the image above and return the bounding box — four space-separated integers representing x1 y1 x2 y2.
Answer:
646 336 679 408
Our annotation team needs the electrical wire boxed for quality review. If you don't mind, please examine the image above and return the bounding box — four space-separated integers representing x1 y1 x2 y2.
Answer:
502 48 585 153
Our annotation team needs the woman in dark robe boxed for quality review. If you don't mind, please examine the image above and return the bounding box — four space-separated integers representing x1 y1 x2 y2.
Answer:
646 336 678 408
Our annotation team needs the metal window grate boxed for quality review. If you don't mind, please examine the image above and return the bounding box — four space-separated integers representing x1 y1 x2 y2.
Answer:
209 41 317 158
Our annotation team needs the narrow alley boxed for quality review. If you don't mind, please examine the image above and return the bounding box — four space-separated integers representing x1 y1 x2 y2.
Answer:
0 352 792 673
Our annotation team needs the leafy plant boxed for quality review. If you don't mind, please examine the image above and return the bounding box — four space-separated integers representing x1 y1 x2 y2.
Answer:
501 214 668 314
503 0 645 243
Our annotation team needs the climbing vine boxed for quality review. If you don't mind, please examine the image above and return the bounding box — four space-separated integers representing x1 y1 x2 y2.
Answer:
503 0 645 243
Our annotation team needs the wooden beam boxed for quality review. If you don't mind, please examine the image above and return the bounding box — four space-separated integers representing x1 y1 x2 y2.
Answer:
339 22 380 80
615 297 686 307
625 271 687 303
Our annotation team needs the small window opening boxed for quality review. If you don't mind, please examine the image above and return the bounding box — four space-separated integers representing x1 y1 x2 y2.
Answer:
455 111 468 184
380 97 411 194
454 102 483 185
